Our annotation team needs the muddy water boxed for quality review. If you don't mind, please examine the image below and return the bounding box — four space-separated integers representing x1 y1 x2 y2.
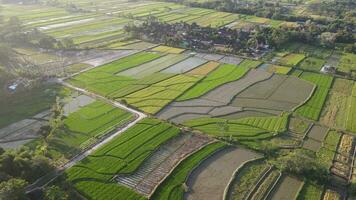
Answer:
268 176 303 200
185 147 261 200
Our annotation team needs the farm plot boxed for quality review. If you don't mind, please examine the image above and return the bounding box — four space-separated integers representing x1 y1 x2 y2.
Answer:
278 53 306 66
116 133 212 197
321 78 354 130
296 181 323 200
119 54 189 78
192 52 225 61
161 57 207 74
47 100 135 159
151 142 226 200
298 57 326 72
232 75 314 114
337 53 356 73
123 74 202 114
330 134 354 180
156 69 272 123
219 56 243 65
302 125 328 152
248 169 281 200
226 159 270 200
65 118 180 200
346 83 356 133
295 72 333 121
152 45 185 54
238 59 262 69
69 52 162 96
185 147 260 200
316 130 341 168
263 64 292 75
269 176 303 200
323 189 342 200
119 41 158 50
177 64 249 101
183 112 289 142
187 61 220 76
288 117 311 135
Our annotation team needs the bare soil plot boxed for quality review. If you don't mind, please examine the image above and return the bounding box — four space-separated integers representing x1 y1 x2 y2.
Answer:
119 54 189 78
268 176 303 200
303 138 322 152
185 147 260 200
161 57 207 74
116 133 212 197
330 134 355 180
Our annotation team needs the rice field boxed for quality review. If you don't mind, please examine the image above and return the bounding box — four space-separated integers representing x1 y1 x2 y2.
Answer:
295 72 333 121
279 53 306 66
152 45 185 54
65 118 180 200
298 57 326 72
177 64 249 101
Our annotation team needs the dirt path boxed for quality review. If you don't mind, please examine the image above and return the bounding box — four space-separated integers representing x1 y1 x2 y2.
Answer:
185 147 260 200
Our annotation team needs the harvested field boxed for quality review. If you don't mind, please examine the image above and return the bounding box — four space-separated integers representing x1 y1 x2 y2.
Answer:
269 176 303 200
264 64 292 74
321 79 354 130
116 133 212 197
152 45 185 54
185 147 260 200
119 54 189 78
346 83 356 133
331 134 354 180
187 61 220 76
161 57 207 74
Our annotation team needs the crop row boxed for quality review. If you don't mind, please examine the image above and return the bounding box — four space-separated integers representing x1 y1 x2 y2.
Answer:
49 100 134 158
177 64 249 101
183 113 289 140
123 74 202 114
65 118 180 200
295 72 333 121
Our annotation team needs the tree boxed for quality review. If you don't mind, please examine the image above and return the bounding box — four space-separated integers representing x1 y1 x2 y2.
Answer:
44 186 68 200
0 178 28 200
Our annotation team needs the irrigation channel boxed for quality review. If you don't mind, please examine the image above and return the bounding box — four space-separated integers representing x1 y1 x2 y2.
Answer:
25 79 147 193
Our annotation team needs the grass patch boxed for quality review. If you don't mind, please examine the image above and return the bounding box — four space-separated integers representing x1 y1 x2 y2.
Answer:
298 57 325 71
279 53 306 66
296 181 323 200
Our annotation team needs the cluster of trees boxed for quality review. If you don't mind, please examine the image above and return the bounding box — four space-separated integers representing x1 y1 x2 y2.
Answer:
125 18 282 53
125 17 356 55
273 149 330 184
0 147 54 199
